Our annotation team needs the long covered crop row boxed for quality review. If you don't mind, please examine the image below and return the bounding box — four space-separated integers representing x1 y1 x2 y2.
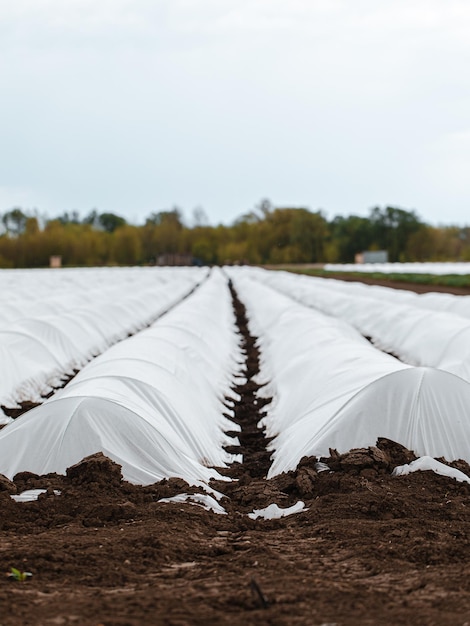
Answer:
228 269 470 475
0 268 241 485
0 267 207 416
245 267 470 382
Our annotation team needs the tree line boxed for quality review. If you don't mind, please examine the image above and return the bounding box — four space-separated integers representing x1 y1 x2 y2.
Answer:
0 201 469 268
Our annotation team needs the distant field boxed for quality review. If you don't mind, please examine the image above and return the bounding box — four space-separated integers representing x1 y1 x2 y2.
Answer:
271 265 470 290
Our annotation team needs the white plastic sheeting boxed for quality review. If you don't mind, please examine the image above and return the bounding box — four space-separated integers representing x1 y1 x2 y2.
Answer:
11 489 61 503
268 268 470 320
0 267 207 410
0 267 202 324
392 457 470 484
325 262 470 275
228 270 470 476
248 501 307 520
158 493 227 515
244 267 470 383
0 269 242 486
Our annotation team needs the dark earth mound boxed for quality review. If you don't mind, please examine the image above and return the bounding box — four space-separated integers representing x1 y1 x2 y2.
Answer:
2 445 470 625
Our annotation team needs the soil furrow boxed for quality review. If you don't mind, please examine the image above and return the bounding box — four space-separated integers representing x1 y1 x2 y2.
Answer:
220 281 273 481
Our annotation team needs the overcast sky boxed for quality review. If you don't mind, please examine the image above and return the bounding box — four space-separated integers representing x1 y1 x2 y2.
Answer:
1 0 469 226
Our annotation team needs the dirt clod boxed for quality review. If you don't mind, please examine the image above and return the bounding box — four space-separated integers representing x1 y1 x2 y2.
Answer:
0 473 16 494
325 445 392 474
376 436 418 467
66 452 123 488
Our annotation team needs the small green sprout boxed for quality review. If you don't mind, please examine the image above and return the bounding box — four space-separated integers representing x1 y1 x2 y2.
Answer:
6 567 32 582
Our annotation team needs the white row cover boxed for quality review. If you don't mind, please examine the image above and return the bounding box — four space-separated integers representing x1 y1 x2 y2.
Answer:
227 269 470 476
0 267 205 326
246 267 470 383
0 267 207 410
251 266 470 320
325 262 470 275
287 270 470 320
0 269 242 486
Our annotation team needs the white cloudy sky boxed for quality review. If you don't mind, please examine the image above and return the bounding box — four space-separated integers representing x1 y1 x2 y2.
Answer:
1 0 469 225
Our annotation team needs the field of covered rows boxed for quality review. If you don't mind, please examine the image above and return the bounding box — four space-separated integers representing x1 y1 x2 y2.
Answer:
2 265 470 625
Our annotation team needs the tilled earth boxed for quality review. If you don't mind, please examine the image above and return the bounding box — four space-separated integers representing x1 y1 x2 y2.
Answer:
1 276 470 625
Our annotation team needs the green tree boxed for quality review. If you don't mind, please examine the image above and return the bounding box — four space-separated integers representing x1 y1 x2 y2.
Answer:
289 209 327 262
2 208 28 236
369 206 424 262
143 209 186 260
57 211 81 225
113 225 143 265
98 212 127 233
329 215 374 263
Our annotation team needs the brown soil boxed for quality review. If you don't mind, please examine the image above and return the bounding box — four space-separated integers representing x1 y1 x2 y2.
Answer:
2 279 470 625
2 446 470 625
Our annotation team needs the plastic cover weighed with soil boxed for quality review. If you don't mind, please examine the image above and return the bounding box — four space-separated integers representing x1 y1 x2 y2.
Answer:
2 267 470 624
